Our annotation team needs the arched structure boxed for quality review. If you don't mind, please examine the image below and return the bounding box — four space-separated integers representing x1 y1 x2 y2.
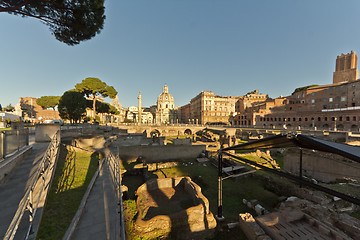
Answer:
184 129 192 135
150 129 161 137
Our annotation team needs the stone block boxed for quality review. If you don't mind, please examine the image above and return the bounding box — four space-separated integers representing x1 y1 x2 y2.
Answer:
239 213 266 240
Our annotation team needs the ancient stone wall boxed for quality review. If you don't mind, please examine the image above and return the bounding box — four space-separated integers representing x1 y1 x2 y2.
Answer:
118 144 206 162
284 149 360 183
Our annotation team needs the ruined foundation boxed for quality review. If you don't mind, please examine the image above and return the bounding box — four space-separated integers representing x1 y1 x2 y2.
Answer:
134 177 217 239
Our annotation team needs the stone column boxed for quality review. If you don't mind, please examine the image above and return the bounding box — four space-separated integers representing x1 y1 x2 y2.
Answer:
138 91 142 124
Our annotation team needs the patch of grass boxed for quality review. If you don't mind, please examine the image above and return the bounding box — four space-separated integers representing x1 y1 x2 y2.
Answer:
37 146 99 240
320 183 360 199
0 127 11 131
273 152 284 169
350 210 360 220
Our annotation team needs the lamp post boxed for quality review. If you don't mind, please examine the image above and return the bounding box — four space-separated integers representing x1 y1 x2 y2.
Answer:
217 151 224 220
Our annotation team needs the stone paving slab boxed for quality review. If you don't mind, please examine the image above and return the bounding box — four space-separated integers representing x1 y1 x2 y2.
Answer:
70 161 120 240
0 142 48 239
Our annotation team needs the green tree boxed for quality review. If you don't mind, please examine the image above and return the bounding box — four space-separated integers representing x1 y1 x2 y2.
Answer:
36 96 60 110
58 91 87 123
5 104 14 112
0 0 105 45
109 105 119 115
75 77 117 119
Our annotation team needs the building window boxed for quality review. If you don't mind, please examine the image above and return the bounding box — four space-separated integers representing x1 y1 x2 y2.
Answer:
323 105 327 109
299 118 302 121
335 104 339 108
298 106 302 110
311 92 315 96
346 116 350 121
318 117 321 121
293 118 296 121
329 98 333 102
341 96 346 101
339 117 342 121
311 99 315 103
288 118 291 121
325 117 328 121
330 88 333 92
323 98 327 102
331 117 335 121
305 118 308 121
336 87 339 91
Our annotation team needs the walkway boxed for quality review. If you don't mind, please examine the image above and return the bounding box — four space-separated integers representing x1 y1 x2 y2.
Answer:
0 141 48 239
70 148 120 240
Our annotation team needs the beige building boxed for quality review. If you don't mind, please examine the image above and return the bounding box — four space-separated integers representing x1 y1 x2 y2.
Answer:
20 97 60 122
177 103 191 124
235 90 268 113
189 91 236 124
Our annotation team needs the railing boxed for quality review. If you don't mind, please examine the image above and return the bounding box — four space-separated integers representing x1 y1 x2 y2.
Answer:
4 130 61 240
107 152 126 240
0 128 29 161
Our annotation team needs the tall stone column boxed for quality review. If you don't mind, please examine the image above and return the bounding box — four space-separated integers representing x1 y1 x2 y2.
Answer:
138 91 142 124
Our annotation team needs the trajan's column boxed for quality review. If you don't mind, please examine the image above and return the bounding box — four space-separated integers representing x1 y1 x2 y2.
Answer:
138 91 142 123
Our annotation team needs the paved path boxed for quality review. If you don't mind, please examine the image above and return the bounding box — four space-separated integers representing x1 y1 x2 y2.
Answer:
70 152 121 240
0 141 48 239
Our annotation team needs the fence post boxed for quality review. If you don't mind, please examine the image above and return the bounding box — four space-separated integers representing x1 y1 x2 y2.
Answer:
17 129 20 151
26 128 29 146
0 132 5 160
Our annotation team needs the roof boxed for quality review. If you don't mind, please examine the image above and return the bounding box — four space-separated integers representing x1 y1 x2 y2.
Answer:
222 134 360 163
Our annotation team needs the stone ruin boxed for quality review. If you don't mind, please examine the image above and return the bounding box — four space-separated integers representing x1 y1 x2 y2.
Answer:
239 196 360 240
134 177 217 239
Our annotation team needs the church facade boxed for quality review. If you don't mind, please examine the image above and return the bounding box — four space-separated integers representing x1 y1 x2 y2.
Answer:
151 85 177 124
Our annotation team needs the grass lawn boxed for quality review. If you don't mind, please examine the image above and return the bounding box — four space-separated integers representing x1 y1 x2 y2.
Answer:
37 145 100 240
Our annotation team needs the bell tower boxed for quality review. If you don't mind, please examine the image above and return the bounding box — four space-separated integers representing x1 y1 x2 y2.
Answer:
333 51 359 84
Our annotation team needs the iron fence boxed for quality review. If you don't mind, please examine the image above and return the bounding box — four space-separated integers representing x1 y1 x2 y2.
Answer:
0 128 29 161
4 130 60 240
107 152 126 240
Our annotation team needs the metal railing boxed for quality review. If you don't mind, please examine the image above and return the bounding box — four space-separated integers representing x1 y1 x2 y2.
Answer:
4 130 61 240
0 128 29 161
107 152 126 240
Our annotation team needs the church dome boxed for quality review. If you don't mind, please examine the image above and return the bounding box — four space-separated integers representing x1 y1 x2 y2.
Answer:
157 85 174 110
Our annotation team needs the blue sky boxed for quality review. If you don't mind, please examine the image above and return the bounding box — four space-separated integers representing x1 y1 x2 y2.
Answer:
1 0 360 108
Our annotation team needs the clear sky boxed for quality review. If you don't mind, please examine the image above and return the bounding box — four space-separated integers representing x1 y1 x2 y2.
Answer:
1 0 360 109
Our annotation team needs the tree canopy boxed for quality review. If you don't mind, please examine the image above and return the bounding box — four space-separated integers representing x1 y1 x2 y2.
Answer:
1 0 105 45
58 90 87 123
75 77 117 118
86 100 119 115
36 96 60 110
293 85 319 94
